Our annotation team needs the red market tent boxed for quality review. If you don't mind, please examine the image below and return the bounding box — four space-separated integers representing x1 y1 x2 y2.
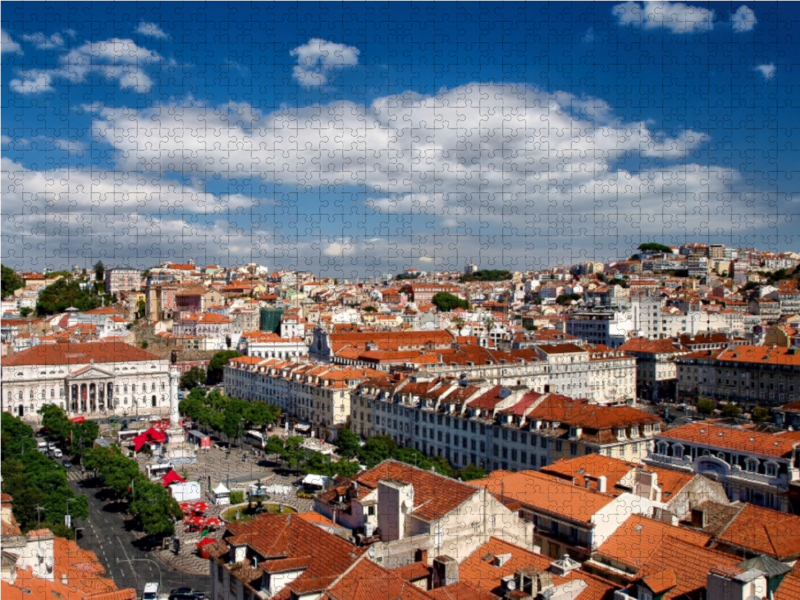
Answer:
161 470 186 487
192 501 209 513
132 427 167 452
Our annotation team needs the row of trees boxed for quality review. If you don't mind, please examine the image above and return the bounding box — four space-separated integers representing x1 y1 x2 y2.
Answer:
179 388 281 444
460 269 513 282
256 429 486 481
432 292 469 312
695 398 770 423
38 405 100 458
1 413 88 538
334 430 487 481
83 445 180 537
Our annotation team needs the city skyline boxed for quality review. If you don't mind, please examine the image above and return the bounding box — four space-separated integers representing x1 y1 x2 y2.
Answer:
3 2 799 278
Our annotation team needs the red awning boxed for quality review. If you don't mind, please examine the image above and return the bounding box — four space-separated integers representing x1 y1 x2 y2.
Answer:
161 470 186 487
196 537 216 547
144 427 167 443
132 433 150 452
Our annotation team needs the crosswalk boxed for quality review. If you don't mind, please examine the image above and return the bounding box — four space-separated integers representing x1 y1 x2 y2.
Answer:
66 470 87 482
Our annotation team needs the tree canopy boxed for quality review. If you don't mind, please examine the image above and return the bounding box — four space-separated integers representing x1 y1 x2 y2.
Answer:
638 243 673 254
460 269 513 282
432 292 469 312
35 278 101 315
1 413 88 537
1 264 23 299
556 293 581 305
207 350 242 384
179 366 206 390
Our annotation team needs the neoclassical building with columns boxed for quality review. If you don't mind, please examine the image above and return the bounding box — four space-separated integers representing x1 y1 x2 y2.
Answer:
1 341 172 419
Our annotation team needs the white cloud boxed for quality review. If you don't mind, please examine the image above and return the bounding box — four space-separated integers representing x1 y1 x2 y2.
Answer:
613 1 714 33
290 38 360 86
2 29 21 54
22 32 65 49
10 71 54 94
731 5 756 33
9 37 161 94
755 64 776 80
136 22 169 39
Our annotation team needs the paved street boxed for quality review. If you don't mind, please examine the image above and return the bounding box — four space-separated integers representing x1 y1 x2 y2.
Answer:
66 469 210 595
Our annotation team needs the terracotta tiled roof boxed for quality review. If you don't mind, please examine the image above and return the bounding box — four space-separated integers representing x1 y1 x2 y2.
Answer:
657 422 798 458
527 395 660 430
2 341 162 366
350 460 478 522
714 503 800 560
427 581 495 600
472 470 614 525
459 537 617 600
221 514 364 594
321 557 432 600
775 570 800 600
541 455 693 500
594 515 712 571
390 561 431 582
634 537 741 600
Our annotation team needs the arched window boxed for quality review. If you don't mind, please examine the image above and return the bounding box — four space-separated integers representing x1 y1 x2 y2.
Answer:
745 458 759 473
766 462 779 477
657 442 668 455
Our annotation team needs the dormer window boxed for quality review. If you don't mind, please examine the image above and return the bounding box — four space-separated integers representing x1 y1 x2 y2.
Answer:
766 463 778 477
745 458 759 473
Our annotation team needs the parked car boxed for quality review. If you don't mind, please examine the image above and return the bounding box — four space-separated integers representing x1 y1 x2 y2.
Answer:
169 588 205 600
108 416 121 424
62 459 72 468
53 449 63 458
48 443 57 452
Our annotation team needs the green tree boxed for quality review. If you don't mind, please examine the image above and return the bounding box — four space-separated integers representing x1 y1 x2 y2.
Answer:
751 405 770 424
93 260 105 281
136 298 146 318
180 366 206 390
207 350 242 384
556 293 581 306
457 464 487 481
70 420 99 458
1 264 24 299
721 403 741 419
246 401 279 430
38 405 73 446
638 243 672 254
335 428 361 459
696 398 715 416
431 292 469 312
282 436 306 469
460 269 513 282
140 341 149 349
358 437 394 467
35 278 101 315
129 475 179 536
19 307 32 317
265 436 285 458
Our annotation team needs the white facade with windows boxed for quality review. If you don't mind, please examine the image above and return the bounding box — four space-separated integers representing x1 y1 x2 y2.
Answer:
1 341 171 419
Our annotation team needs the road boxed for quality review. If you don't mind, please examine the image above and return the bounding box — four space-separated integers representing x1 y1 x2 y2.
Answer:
66 469 211 595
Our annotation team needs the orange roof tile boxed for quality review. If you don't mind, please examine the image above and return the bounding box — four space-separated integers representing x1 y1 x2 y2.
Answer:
2 341 161 366
594 515 712 571
715 503 800 560
459 537 616 600
472 470 615 525
321 557 432 600
657 422 797 458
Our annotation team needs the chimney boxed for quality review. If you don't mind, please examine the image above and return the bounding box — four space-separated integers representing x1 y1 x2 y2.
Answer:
432 555 459 588
597 476 607 493
415 548 428 565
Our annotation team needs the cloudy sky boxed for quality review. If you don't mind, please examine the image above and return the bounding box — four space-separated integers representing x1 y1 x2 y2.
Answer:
2 2 798 278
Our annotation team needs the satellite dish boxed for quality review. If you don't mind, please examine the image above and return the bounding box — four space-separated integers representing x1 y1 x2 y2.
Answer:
506 580 516 591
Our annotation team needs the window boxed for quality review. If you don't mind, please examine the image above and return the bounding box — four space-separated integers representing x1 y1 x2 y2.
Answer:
745 458 759 473
217 564 223 582
555 441 563 452
766 463 778 477
229 575 237 596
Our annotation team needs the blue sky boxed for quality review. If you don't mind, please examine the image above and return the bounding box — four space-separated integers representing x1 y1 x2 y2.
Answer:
2 1 798 279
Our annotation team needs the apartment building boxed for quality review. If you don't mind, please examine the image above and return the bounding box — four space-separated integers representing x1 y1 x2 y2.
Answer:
645 421 800 512
351 378 661 471
675 344 800 406
472 470 665 562
223 356 382 438
103 267 142 295
619 338 690 401
314 460 532 568
237 331 308 360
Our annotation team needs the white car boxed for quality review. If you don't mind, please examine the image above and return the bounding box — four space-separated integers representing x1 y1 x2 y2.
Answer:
53 449 63 458
143 583 159 600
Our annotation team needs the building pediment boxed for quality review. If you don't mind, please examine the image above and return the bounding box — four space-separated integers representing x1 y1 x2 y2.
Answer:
67 365 115 380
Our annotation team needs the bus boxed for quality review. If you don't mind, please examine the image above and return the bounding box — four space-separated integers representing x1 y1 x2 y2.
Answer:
245 430 267 449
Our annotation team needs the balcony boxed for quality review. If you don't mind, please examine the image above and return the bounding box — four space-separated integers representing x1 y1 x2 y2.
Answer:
725 465 787 489
645 452 694 471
